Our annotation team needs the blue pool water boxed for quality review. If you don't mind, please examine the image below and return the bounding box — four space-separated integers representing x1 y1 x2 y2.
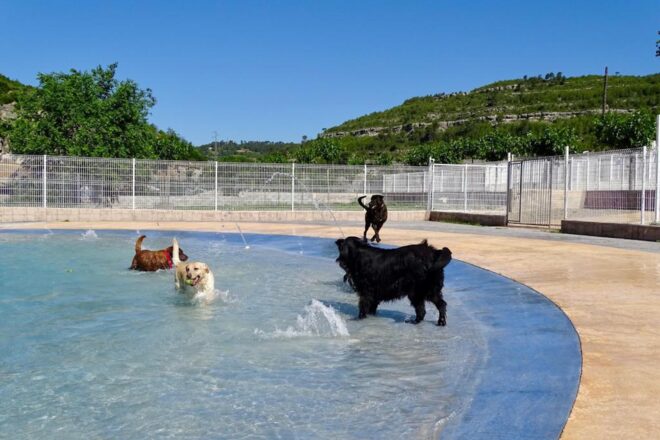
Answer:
0 230 580 439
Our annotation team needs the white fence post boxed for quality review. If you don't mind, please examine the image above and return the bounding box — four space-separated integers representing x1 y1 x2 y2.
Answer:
655 115 660 224
291 162 295 212
214 161 218 211
463 163 468 212
363 163 367 195
42 154 47 208
641 146 646 225
564 146 569 220
132 158 136 210
427 157 435 212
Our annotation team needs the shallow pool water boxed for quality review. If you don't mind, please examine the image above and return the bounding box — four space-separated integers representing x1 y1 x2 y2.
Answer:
0 230 580 439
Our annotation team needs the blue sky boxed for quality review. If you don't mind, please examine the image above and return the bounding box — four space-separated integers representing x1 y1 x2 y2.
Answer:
1 0 658 145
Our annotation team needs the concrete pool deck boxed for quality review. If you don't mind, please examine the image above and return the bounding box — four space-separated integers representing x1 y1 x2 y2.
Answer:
2 220 659 439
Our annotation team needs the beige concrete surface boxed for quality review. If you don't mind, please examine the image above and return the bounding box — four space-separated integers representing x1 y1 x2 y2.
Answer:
0 207 427 223
2 220 659 439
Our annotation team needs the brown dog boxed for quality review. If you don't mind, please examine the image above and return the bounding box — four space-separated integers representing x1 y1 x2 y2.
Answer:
130 235 188 271
358 194 388 243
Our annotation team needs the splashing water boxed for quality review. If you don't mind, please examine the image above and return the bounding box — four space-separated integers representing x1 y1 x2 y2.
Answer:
234 223 250 249
80 229 98 240
189 289 232 306
261 172 345 238
255 299 349 339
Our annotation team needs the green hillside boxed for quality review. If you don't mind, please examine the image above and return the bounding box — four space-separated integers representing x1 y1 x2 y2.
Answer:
326 73 659 135
0 73 30 105
311 73 659 165
198 140 299 162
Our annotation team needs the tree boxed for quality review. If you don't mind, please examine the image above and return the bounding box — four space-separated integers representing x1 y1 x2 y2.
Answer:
152 128 204 161
526 125 578 156
5 63 201 160
293 138 345 164
594 110 655 149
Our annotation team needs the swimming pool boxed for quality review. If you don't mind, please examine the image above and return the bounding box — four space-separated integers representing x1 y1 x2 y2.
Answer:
0 230 580 439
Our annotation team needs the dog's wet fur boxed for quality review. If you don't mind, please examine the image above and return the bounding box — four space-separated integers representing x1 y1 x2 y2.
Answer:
358 195 388 243
335 236 452 326
130 235 188 271
172 238 215 297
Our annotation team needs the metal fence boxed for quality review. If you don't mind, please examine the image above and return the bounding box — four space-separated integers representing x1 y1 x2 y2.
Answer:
563 147 658 225
0 155 429 212
1 141 658 227
430 162 508 214
506 146 659 227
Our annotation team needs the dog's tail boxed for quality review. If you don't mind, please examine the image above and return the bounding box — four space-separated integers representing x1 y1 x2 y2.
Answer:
135 235 146 253
433 247 452 269
357 195 369 211
172 238 181 266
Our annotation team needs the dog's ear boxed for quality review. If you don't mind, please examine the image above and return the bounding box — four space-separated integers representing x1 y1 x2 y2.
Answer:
335 238 345 249
434 247 452 268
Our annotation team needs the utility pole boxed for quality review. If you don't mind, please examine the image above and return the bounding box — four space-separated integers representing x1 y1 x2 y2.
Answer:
601 66 608 115
213 131 218 159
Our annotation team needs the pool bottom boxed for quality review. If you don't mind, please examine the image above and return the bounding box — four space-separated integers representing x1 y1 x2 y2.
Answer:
0 229 580 439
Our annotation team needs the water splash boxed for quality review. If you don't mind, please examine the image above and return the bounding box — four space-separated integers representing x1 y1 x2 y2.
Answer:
255 299 349 338
291 227 304 254
190 289 232 306
261 172 345 238
80 230 98 240
234 223 250 249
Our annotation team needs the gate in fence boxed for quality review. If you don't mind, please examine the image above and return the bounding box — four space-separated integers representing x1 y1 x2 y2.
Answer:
507 158 558 227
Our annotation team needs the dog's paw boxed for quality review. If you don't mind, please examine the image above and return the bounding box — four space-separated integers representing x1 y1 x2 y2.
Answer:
405 317 422 324
437 317 446 326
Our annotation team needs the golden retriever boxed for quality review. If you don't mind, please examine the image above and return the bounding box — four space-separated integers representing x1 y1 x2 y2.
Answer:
172 238 215 298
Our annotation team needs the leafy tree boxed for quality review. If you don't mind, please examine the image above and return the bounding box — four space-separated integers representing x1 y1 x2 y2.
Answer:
405 141 463 165
475 131 526 160
262 150 288 163
347 152 366 165
152 128 204 161
4 63 202 160
594 110 655 149
526 125 578 156
374 152 393 165
293 138 345 164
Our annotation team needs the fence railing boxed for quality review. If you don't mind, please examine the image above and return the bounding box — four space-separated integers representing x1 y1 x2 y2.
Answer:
0 155 429 212
1 134 658 227
563 147 658 225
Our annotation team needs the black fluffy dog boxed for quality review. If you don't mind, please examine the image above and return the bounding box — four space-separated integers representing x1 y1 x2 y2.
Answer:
358 195 388 243
336 236 452 326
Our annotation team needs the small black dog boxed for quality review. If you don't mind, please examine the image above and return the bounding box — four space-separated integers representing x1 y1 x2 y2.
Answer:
336 236 452 326
358 195 388 243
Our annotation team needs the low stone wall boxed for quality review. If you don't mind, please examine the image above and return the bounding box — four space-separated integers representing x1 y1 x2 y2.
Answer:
428 211 506 226
0 207 427 223
561 219 660 242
